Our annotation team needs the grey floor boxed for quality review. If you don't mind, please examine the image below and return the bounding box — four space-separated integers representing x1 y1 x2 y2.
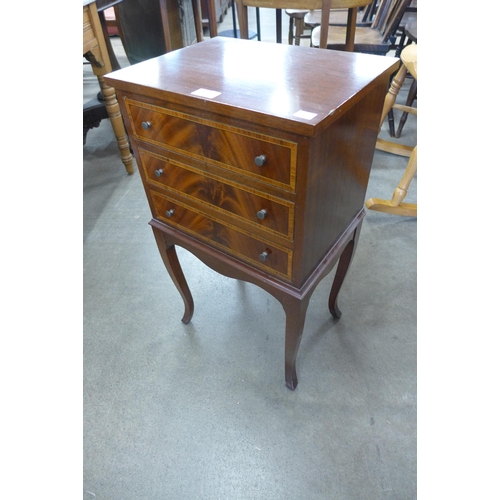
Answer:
84 8 417 500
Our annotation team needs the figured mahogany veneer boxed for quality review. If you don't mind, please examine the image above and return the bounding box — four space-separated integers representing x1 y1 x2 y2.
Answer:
104 37 398 390
126 100 297 190
141 149 295 239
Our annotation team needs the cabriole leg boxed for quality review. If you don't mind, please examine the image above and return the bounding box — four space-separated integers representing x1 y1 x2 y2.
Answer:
152 227 194 324
282 295 310 390
328 223 363 320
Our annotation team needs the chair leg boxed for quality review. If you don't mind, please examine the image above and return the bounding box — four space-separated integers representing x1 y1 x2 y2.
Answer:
294 18 303 45
365 145 417 217
395 32 406 58
191 0 205 42
388 109 396 137
391 145 417 207
395 78 417 138
379 63 407 129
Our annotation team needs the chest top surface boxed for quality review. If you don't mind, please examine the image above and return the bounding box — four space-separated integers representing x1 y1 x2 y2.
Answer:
105 37 398 136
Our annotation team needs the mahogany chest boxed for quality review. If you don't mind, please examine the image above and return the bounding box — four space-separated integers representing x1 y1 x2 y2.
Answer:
105 37 398 389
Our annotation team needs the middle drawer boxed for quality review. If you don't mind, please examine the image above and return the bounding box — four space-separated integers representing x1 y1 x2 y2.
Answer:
140 148 295 241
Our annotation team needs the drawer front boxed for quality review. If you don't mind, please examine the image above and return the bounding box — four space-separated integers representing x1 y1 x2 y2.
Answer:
125 99 297 191
141 149 294 240
150 190 293 280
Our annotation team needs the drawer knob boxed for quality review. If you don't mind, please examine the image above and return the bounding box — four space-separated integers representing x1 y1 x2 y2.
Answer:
256 209 267 220
142 121 152 130
165 209 175 218
155 168 164 177
254 155 267 167
259 251 269 262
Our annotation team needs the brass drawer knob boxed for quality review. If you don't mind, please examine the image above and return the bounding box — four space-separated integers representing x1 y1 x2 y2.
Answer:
165 209 175 218
141 121 152 130
259 251 269 262
254 155 266 167
155 168 164 177
256 209 267 220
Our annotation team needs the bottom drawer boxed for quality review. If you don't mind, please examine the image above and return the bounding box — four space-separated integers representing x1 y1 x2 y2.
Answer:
151 190 292 280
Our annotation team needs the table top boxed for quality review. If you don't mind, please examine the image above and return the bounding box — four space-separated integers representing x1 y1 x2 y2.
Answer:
105 37 398 136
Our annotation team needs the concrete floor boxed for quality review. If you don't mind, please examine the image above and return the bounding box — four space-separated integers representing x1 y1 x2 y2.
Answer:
83 8 416 499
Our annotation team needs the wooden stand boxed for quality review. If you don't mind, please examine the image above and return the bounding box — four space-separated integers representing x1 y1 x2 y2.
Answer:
150 212 363 389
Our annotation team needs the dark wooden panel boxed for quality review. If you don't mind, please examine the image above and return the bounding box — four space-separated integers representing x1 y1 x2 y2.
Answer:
295 78 388 285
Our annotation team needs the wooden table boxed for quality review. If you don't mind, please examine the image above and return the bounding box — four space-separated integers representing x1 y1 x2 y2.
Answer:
83 0 134 174
105 37 398 389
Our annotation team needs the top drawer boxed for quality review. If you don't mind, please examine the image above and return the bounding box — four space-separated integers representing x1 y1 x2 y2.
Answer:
124 98 297 191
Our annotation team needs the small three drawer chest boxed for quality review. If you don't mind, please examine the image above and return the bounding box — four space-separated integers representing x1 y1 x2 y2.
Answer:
105 37 398 389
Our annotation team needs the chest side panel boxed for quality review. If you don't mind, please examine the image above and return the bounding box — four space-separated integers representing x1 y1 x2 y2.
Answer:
295 79 388 285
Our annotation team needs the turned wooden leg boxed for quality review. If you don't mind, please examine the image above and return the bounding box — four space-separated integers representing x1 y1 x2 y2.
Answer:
97 75 135 174
152 227 194 324
379 64 407 131
204 0 218 38
236 3 250 40
329 223 362 321
395 78 417 138
282 295 310 390
388 109 396 137
85 2 134 175
391 145 417 206
295 18 304 46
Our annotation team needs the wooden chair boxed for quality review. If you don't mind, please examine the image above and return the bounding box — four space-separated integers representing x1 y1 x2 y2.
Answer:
235 0 373 49
84 0 208 145
365 43 417 217
236 0 327 48
285 9 311 46
310 0 412 55
303 0 377 34
285 0 376 47
84 0 126 146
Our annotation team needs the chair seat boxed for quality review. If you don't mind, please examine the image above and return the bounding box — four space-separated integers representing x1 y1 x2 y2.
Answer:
285 8 311 17
305 8 370 26
311 25 388 54
401 43 417 78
